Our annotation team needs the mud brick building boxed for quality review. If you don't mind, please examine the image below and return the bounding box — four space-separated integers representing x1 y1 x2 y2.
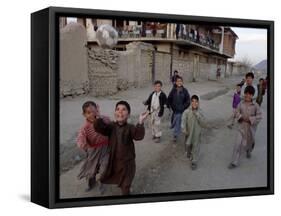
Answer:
59 18 243 97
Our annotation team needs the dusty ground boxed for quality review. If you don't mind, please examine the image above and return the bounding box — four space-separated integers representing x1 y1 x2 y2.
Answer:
59 75 267 198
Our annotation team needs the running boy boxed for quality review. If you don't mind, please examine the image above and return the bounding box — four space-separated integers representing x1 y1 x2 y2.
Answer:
228 86 262 169
181 95 207 170
144 80 167 143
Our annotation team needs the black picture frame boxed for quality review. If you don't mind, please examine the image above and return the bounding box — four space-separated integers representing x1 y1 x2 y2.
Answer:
31 6 274 209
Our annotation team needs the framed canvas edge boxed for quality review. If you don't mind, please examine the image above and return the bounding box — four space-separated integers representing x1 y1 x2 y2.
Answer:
36 6 274 209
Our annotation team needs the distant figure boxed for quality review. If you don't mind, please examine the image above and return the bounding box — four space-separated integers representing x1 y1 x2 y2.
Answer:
171 70 180 86
141 22 147 37
239 78 246 86
175 24 180 39
256 78 265 106
93 25 98 31
216 67 221 80
228 84 242 129
151 22 157 37
263 76 268 91
228 86 262 169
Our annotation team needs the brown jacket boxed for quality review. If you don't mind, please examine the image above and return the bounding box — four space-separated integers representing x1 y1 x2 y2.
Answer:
94 119 145 188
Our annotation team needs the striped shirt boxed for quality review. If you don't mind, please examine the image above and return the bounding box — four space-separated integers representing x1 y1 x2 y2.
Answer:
77 119 109 150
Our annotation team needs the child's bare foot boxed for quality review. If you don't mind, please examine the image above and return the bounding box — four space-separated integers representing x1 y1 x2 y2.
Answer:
95 173 101 182
227 124 234 129
228 163 237 169
246 151 252 159
98 181 106 195
154 137 161 143
85 177 96 192
191 163 197 170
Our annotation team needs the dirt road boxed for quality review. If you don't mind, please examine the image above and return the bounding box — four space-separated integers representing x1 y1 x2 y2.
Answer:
59 76 267 198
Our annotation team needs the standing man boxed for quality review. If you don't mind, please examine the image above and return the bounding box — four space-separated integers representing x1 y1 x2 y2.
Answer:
167 76 191 142
171 70 180 87
216 67 221 80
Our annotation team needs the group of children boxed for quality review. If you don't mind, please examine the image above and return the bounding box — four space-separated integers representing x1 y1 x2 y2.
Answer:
76 71 264 195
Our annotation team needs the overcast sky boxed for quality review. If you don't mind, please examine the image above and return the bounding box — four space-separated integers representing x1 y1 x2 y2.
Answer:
231 27 267 65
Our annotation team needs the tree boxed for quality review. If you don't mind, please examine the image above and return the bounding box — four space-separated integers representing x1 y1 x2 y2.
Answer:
240 55 253 69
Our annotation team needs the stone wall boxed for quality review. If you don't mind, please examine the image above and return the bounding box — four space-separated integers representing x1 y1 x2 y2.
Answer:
116 50 137 90
115 42 154 90
88 47 118 96
171 51 228 82
154 51 171 83
199 63 212 80
87 42 154 96
60 23 89 97
126 42 154 87
140 49 153 86
173 58 194 82
172 51 194 82
226 62 234 77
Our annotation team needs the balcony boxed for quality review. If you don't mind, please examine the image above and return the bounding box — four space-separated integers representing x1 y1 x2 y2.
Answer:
116 27 220 52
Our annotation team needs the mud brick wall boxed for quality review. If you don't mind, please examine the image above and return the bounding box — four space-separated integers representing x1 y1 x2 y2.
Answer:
116 42 154 89
172 51 194 82
140 49 153 86
88 47 118 96
60 23 89 97
154 52 171 84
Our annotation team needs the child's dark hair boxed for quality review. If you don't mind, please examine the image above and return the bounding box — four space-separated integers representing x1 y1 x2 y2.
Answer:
115 100 131 114
174 70 178 74
259 78 264 82
191 95 199 101
236 83 242 87
82 101 97 113
176 76 183 82
154 80 163 86
244 86 255 95
245 72 254 79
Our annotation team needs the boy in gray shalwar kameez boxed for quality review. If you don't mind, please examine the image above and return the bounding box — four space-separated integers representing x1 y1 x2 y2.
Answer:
181 95 207 170
228 86 262 169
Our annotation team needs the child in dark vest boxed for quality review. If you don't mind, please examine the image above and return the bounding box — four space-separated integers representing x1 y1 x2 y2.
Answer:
167 76 191 142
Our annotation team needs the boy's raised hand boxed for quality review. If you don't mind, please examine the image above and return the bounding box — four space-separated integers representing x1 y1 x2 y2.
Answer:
139 111 149 124
93 104 101 119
